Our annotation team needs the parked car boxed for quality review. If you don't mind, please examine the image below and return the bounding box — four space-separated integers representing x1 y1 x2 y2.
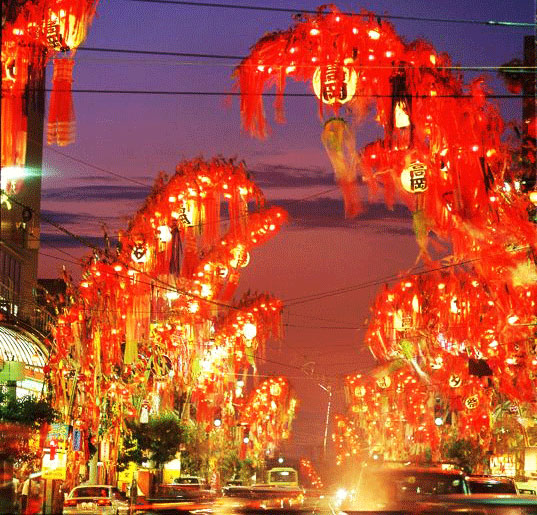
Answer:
63 485 129 515
222 479 250 498
466 474 519 494
171 475 215 500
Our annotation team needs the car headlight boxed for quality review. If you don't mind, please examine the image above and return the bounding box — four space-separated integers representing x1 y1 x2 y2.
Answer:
335 488 348 502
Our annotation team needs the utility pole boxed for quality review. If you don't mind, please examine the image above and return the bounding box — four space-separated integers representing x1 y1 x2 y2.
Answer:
319 383 333 458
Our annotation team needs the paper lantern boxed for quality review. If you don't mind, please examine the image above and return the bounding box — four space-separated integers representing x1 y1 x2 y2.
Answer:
312 65 357 105
242 323 257 340
400 161 428 193
449 374 462 388
464 395 479 410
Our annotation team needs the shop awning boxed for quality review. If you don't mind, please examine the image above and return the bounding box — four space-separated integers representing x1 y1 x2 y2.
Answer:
0 325 48 368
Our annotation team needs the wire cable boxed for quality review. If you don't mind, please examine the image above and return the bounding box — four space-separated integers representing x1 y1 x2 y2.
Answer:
121 0 535 28
40 88 533 99
76 46 537 73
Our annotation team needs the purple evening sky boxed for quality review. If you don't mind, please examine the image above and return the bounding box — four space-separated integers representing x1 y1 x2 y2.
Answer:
38 0 534 459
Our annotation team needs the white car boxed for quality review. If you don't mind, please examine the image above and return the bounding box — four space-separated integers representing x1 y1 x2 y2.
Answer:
63 485 129 515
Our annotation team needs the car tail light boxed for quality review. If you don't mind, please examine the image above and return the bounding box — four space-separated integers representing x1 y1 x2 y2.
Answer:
97 499 112 506
64 499 77 507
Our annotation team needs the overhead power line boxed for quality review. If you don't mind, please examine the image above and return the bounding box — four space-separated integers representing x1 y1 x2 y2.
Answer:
41 88 532 99
122 0 535 28
77 46 537 73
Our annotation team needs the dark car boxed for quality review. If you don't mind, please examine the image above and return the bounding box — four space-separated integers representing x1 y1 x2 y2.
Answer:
341 465 469 512
466 475 519 494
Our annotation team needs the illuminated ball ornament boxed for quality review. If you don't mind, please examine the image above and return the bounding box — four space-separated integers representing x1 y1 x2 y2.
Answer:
157 225 172 242
430 356 443 370
400 161 428 193
0 166 25 195
354 385 366 398
313 65 358 105
230 245 250 268
270 382 282 396
376 376 391 389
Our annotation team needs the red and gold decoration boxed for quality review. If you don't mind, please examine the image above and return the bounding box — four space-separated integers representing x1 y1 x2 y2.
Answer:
1 0 98 177
235 6 537 275
299 458 323 489
237 4 537 470
240 377 297 462
47 158 294 485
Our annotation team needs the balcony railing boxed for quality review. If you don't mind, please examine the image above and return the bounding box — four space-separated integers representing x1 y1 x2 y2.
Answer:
0 280 55 336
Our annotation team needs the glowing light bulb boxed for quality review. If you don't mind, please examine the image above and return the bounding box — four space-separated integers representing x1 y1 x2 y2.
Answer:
243 323 257 340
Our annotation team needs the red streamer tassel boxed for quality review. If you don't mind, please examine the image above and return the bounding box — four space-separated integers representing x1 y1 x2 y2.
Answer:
1 88 27 169
48 57 76 146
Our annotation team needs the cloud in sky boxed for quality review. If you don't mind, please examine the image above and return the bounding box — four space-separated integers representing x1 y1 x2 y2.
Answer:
42 184 152 202
249 163 333 189
272 198 413 231
40 232 114 249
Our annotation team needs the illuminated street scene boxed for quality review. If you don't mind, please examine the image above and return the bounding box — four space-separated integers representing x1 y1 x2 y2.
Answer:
1 1 536 514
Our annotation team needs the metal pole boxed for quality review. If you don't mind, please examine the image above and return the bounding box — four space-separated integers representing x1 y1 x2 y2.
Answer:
322 385 332 458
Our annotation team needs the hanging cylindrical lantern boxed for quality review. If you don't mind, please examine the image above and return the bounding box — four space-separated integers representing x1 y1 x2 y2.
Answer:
47 57 75 146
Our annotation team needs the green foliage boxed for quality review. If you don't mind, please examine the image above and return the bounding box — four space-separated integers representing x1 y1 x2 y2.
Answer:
442 437 486 474
0 390 58 461
0 390 58 428
120 411 184 469
117 430 143 471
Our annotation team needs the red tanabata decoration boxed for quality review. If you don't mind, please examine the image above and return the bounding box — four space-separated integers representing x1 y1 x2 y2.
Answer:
235 6 537 271
236 4 537 464
1 9 40 171
42 0 98 145
299 458 323 489
1 0 98 165
240 377 297 461
48 158 294 482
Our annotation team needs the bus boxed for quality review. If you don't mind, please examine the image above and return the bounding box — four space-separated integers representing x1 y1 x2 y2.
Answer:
266 467 299 487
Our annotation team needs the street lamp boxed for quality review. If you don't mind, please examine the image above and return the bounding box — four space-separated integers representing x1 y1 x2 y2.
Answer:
319 383 333 458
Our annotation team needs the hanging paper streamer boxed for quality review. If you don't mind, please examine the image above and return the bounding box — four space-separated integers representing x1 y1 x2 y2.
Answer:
47 57 76 146
321 118 361 218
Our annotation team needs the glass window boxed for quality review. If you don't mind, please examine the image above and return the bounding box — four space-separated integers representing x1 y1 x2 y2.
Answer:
72 487 110 498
